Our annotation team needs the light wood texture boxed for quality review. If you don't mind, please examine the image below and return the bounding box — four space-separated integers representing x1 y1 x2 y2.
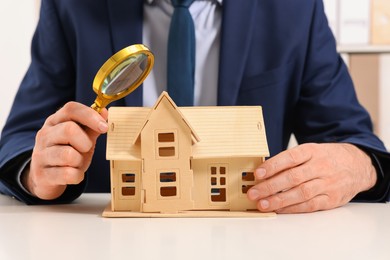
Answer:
180 106 268 158
341 52 390 150
371 0 390 44
102 204 275 218
349 54 380 132
378 54 390 149
106 92 269 215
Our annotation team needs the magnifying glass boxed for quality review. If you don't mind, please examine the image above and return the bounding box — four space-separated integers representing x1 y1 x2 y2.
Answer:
91 44 154 113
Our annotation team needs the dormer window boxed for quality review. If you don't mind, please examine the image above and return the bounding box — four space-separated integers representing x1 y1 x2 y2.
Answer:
156 130 178 159
158 133 175 142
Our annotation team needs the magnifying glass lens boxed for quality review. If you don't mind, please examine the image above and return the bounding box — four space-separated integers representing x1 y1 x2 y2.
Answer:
102 53 148 96
91 44 154 113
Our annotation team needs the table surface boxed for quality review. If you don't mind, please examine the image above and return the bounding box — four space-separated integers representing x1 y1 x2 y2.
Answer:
1 193 389 260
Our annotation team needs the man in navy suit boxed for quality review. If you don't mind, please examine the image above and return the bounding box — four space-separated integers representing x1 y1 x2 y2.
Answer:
1 0 389 213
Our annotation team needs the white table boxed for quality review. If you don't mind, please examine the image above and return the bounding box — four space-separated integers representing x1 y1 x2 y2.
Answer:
1 193 389 260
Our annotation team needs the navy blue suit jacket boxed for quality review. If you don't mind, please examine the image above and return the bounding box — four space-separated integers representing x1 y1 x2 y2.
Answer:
1 0 389 204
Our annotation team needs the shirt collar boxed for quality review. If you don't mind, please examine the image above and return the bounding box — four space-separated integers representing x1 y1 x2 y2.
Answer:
145 0 223 6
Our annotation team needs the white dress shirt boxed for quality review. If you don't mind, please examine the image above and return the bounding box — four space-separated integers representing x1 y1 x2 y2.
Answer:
143 0 222 106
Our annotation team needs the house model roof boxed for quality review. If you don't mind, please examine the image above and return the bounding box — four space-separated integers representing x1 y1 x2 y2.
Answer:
106 92 269 160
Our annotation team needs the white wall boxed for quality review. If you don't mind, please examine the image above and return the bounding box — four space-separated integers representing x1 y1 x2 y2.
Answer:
0 1 39 130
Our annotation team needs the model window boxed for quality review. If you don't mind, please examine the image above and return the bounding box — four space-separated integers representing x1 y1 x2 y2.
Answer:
159 170 179 198
159 147 175 157
160 172 176 182
160 186 177 197
158 133 175 142
121 173 136 196
157 131 177 158
210 165 227 202
122 173 135 183
241 171 255 194
211 188 226 202
122 187 136 196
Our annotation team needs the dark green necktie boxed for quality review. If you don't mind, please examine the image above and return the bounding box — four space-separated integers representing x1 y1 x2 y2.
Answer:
167 0 196 106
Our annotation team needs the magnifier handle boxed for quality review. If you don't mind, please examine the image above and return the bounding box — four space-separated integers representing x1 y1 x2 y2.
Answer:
91 96 109 113
91 103 102 113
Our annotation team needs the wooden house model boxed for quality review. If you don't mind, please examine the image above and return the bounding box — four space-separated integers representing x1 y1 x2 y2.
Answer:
104 92 270 217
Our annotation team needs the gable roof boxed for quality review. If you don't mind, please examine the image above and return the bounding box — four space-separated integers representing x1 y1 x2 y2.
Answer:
181 106 269 159
132 91 200 144
106 107 149 161
107 94 269 160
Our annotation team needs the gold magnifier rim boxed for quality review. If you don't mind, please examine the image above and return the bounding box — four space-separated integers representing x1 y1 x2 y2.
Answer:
92 44 154 110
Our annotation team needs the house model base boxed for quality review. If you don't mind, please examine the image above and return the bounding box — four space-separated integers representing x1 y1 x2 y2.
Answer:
102 204 275 218
103 92 273 218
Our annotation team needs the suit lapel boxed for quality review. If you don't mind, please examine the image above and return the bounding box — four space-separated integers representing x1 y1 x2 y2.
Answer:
217 0 257 105
107 0 144 106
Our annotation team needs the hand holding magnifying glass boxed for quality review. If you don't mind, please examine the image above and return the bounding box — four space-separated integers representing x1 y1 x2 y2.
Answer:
91 44 154 112
23 44 154 200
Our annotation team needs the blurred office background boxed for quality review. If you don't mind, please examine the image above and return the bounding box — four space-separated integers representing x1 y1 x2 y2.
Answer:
325 0 390 150
0 0 39 133
0 0 389 149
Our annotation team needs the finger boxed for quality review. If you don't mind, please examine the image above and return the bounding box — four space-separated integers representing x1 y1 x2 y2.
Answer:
248 163 316 199
37 121 94 153
255 178 325 212
84 107 109 142
44 102 108 134
42 166 86 186
35 145 84 169
275 195 331 214
255 144 314 179
100 108 108 121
